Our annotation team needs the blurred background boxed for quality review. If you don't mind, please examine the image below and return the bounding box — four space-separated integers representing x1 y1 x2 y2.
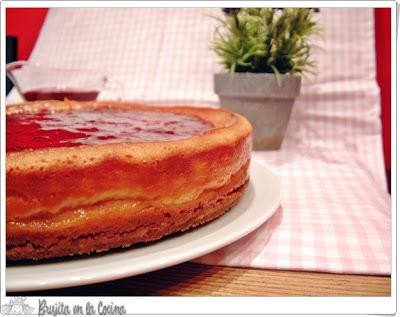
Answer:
5 8 391 189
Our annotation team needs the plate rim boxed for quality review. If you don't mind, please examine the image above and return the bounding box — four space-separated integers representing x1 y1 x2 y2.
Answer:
6 160 281 292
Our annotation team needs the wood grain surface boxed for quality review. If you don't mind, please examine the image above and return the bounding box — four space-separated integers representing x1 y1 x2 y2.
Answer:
9 262 391 296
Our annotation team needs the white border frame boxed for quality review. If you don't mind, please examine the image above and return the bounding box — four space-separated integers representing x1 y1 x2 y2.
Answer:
0 1 397 315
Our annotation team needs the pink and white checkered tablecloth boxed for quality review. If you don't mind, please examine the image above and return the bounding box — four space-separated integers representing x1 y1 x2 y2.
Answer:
7 8 391 275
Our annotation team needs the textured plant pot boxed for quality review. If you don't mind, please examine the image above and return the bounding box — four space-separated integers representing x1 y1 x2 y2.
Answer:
214 73 301 150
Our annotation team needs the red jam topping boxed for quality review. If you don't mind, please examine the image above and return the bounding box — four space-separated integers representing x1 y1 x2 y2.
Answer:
6 108 214 152
23 89 99 102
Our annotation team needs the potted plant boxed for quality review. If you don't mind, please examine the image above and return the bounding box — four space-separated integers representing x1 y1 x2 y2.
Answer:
212 8 320 150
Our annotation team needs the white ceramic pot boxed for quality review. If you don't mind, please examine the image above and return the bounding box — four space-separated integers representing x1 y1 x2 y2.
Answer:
214 72 301 150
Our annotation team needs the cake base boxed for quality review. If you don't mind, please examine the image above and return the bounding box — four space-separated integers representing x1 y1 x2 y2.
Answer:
7 164 249 261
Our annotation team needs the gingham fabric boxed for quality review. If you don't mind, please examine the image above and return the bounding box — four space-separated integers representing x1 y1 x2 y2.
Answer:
7 8 391 274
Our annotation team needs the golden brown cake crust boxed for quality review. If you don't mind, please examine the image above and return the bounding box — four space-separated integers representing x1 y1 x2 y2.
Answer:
7 164 249 261
6 100 252 260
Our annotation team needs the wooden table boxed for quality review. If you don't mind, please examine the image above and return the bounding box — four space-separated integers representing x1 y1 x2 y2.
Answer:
9 262 390 296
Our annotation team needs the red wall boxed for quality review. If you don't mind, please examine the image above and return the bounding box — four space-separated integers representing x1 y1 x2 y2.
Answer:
374 8 391 173
5 8 392 173
6 8 48 60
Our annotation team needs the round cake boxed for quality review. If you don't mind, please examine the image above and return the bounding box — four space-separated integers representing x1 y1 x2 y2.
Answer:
6 100 252 260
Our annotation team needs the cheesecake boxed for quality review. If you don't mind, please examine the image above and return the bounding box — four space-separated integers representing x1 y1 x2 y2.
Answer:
6 100 252 260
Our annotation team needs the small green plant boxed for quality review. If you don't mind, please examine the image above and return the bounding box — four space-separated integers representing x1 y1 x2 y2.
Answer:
212 8 320 77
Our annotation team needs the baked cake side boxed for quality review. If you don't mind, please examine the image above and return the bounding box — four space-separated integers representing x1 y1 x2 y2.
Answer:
6 101 252 260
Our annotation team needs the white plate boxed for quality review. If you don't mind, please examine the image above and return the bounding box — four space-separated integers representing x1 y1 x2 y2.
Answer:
6 160 280 292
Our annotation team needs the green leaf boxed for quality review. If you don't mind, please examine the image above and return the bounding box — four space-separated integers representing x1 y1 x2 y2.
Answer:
211 8 321 77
